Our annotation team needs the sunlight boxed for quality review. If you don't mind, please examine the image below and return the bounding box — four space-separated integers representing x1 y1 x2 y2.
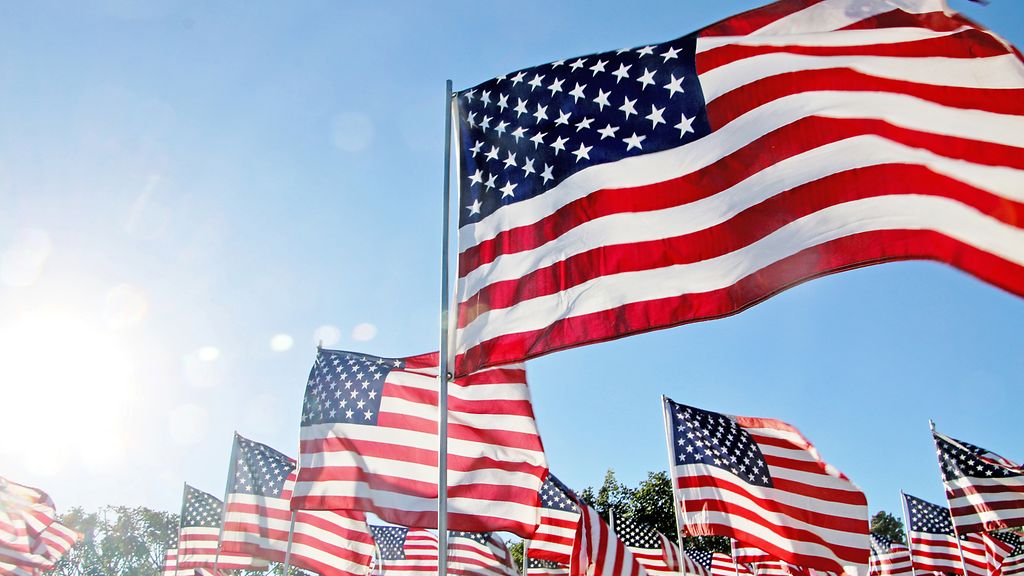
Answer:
0 309 135 474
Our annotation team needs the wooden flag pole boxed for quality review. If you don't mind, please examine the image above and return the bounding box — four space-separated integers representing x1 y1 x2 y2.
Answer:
437 78 455 576
660 395 689 571
899 490 920 576
929 420 972 576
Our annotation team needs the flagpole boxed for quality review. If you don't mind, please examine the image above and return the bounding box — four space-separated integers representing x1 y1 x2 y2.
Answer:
522 540 529 576
929 420 971 576
213 432 240 574
660 395 689 567
281 510 297 576
731 539 741 576
176 482 187 572
898 490 919 576
437 78 455 576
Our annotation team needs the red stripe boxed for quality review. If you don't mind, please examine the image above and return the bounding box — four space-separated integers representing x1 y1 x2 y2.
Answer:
691 520 854 574
946 482 1024 498
457 228 1024 375
458 163 1024 327
382 381 540 419
700 0 825 37
298 435 545 474
839 9 981 33
698 28 1010 74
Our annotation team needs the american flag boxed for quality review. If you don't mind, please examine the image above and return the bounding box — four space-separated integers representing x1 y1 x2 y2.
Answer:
711 551 753 576
371 526 439 576
531 474 581 565
528 558 571 576
176 483 266 571
903 492 989 576
610 514 677 576
291 348 548 537
0 477 56 570
36 520 79 567
663 397 869 575
570 503 649 576
450 0 1024 376
869 534 912 576
934 431 1024 533
220 434 375 576
990 532 1024 576
447 531 519 576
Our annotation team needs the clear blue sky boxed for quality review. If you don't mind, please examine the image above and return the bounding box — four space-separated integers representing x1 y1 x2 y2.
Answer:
1 0 1021 527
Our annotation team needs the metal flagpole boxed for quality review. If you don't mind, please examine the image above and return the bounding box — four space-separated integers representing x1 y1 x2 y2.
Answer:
731 539 741 576
437 78 455 576
281 510 297 576
522 540 529 576
929 420 971 576
212 432 240 574
176 482 187 572
899 490 919 576
660 396 689 572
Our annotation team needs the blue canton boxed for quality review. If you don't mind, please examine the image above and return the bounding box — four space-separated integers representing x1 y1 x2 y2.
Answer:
456 33 711 226
685 548 714 570
182 484 222 528
613 515 660 549
540 474 578 513
449 531 493 545
666 398 772 488
370 525 409 560
935 434 1021 481
990 531 1023 555
231 435 294 498
904 494 954 536
870 533 896 554
302 349 405 427
529 558 563 569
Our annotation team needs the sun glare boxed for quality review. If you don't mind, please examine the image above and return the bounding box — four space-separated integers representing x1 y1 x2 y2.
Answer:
0 310 135 474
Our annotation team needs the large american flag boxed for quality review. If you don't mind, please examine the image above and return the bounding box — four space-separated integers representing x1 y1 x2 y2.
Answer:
447 531 519 576
610 514 677 576
0 477 57 570
663 397 869 575
903 492 990 576
868 533 912 576
176 483 266 571
933 430 1024 533
531 474 581 564
450 0 1024 375
291 348 548 537
570 503 649 576
370 526 439 576
220 434 375 576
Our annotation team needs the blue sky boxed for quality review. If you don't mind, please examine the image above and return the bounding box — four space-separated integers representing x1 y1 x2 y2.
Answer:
1 0 1021 529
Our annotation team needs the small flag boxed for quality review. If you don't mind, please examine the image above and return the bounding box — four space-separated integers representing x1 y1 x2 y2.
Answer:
934 430 1024 533
903 493 986 576
570 503 649 576
868 534 912 576
447 531 519 576
176 483 266 571
370 526 439 576
529 558 571 576
610 514 677 576
531 475 581 565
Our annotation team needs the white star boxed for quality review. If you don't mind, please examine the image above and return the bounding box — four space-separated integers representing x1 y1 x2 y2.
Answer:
494 120 509 135
497 93 509 112
547 77 564 96
623 132 646 151
619 96 638 119
572 142 593 162
674 113 696 137
500 181 518 198
468 169 483 186
593 89 611 110
528 74 545 90
611 63 631 83
636 45 655 56
646 105 666 128
569 58 587 71
575 116 594 131
533 103 549 123
568 82 587 103
466 199 481 215
479 115 492 130
464 89 476 102
514 98 529 118
364 410 374 420
588 59 608 75
529 131 546 148
661 46 681 62
664 74 685 97
637 68 656 89
480 90 492 105
484 173 497 189
551 59 566 67
554 110 571 126
550 135 568 155
521 156 535 176
540 163 554 184
510 71 527 86
597 124 619 139
510 126 528 142
466 111 477 128
470 140 483 154
485 145 499 161
503 151 517 169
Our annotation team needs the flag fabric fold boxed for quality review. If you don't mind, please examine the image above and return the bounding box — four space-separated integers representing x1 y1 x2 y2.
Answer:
291 348 548 538
0 477 57 569
570 503 649 576
529 557 571 576
176 483 266 571
663 397 869 575
447 531 519 576
370 526 439 576
451 0 1024 376
868 533 912 576
532 474 582 565
933 430 1024 533
609 513 678 576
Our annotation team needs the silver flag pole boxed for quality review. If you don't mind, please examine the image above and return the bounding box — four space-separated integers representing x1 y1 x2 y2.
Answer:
437 78 455 576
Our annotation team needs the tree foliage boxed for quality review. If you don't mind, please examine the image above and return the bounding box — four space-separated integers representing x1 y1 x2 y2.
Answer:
870 511 906 544
51 506 178 576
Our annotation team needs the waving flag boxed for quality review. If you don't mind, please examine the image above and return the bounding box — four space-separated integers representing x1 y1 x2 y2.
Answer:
571 503 649 576
933 430 1024 533
529 558 571 576
610 514 677 576
176 483 266 571
447 531 519 576
371 526 439 576
868 534 912 576
451 0 1024 375
292 348 548 538
711 551 753 576
663 397 869 574
221 434 374 576
990 532 1024 576
903 493 988 576
0 477 56 569
531 474 581 564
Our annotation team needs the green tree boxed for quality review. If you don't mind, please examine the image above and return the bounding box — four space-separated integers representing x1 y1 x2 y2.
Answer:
870 511 906 544
507 539 525 573
577 469 634 518
52 506 179 576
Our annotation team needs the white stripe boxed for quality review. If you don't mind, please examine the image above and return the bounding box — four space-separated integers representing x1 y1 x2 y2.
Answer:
750 0 952 36
701 53 1024 102
379 394 548 436
697 25 975 52
458 195 1024 353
